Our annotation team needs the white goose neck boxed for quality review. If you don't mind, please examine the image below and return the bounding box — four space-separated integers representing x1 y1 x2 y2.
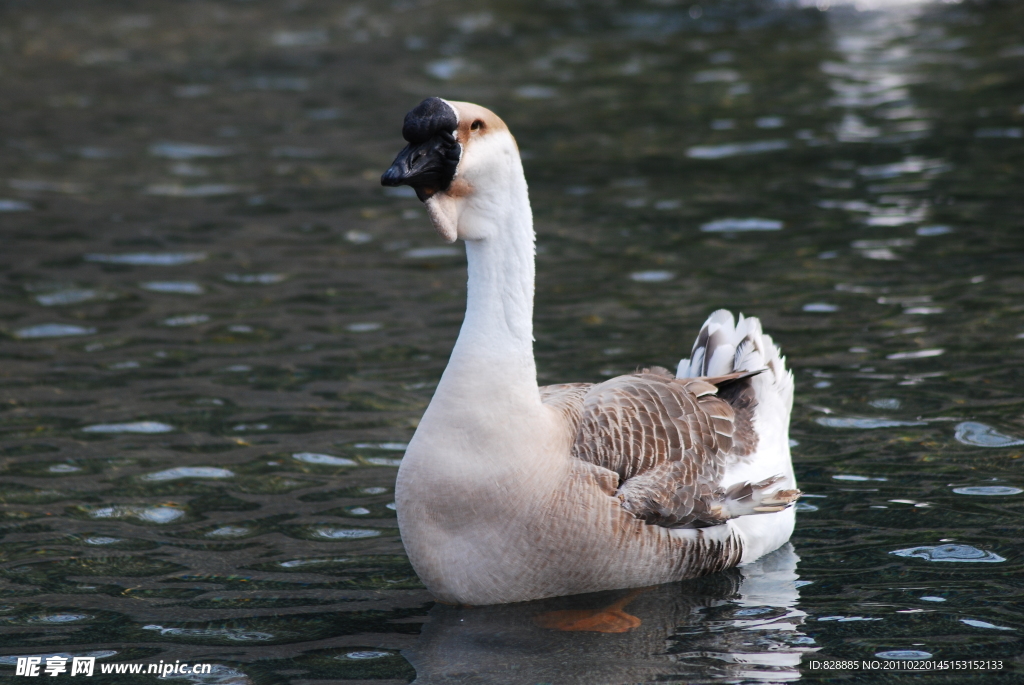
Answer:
449 161 537 393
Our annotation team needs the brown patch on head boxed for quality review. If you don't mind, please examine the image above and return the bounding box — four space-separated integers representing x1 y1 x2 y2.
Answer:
447 101 512 150
444 176 473 198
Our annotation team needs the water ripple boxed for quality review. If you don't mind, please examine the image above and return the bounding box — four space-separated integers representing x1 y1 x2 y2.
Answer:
84 252 207 266
961 619 1014 631
0 198 32 211
700 217 783 232
142 467 234 481
953 485 1023 496
141 281 205 295
82 421 174 433
148 142 234 159
38 292 98 308
292 452 357 466
954 422 1024 447
817 417 924 429
890 544 1006 563
310 527 382 540
13 324 96 339
142 625 274 641
88 505 185 524
875 650 932 659
686 140 789 159
630 270 674 282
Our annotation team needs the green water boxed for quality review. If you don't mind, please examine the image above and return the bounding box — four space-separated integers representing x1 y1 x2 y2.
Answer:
1 0 1022 682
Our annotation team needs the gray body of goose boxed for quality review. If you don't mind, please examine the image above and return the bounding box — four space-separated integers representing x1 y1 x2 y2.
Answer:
381 98 799 605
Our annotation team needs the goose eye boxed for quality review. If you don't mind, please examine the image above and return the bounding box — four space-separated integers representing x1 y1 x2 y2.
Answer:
470 120 483 131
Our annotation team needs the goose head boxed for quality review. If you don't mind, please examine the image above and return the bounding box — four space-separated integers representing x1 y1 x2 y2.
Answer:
381 97 522 243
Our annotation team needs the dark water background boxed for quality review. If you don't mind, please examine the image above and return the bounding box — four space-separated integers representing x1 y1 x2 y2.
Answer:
1 0 1023 682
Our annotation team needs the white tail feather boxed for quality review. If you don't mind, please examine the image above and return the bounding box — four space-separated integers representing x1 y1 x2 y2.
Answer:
677 309 793 407
677 309 798 564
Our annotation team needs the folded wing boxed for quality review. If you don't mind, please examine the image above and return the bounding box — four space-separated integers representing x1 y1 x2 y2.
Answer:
542 365 797 529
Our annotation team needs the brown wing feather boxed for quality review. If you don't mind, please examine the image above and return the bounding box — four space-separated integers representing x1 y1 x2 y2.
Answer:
544 369 761 529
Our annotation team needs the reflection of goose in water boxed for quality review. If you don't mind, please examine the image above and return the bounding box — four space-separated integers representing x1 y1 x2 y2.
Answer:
381 98 800 605
405 544 814 684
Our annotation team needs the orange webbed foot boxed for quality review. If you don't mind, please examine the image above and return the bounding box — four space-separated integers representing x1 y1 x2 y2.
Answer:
534 588 645 633
534 607 641 633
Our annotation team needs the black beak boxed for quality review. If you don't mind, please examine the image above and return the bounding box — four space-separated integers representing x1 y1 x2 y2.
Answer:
381 131 461 202
381 97 462 202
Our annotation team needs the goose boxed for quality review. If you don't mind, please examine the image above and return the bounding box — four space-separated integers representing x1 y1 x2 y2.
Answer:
381 97 799 606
